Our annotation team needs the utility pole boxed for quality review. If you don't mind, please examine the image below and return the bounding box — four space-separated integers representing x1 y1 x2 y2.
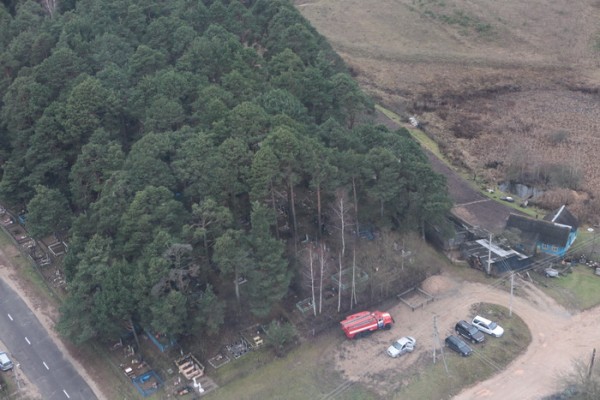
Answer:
590 229 598 260
14 363 21 392
433 316 449 375
509 272 514 317
350 248 357 309
487 233 492 276
401 239 405 271
589 348 596 379
433 315 437 364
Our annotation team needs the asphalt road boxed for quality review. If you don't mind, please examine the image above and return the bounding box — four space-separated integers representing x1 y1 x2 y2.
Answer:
0 278 97 400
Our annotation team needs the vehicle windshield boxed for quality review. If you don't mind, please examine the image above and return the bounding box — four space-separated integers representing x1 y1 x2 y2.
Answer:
489 322 497 329
393 342 404 350
468 326 479 335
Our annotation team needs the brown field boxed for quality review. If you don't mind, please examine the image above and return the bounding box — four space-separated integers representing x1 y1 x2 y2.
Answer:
296 0 600 222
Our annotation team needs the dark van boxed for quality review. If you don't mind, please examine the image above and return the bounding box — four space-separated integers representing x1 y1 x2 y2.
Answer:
445 335 472 357
455 320 485 344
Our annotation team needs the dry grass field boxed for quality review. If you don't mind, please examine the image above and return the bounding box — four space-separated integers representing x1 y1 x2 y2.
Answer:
296 0 600 222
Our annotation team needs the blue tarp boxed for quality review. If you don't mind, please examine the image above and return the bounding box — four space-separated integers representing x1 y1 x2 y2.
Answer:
144 328 176 352
132 370 163 397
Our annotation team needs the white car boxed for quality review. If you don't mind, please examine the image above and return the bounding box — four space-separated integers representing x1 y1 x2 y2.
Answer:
472 315 504 337
386 336 416 358
545 268 560 278
0 352 13 371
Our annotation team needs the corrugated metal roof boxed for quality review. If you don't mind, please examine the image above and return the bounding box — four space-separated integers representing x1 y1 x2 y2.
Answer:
543 206 579 230
506 214 571 247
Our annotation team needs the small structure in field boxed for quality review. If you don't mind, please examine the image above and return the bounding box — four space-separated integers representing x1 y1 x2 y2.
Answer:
331 267 369 291
174 353 204 380
132 370 163 397
240 324 265 350
397 287 435 311
208 353 230 369
144 328 176 352
296 298 314 314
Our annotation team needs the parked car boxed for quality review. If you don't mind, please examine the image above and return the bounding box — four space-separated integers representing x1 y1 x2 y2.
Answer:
501 196 515 203
545 268 560 278
0 352 13 371
386 336 416 358
472 315 504 337
455 320 485 343
445 335 472 357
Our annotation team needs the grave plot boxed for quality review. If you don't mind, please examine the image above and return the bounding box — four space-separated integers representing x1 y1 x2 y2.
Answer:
132 370 163 397
225 337 250 359
240 324 265 350
331 267 369 291
207 352 230 369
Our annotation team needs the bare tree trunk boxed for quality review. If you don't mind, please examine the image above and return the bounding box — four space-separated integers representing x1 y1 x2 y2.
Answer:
41 0 57 18
350 247 357 309
332 189 351 258
352 177 359 235
319 243 325 314
234 267 241 312
129 316 141 355
309 246 316 317
337 252 343 313
340 196 346 257
316 184 322 240
290 180 298 252
202 225 209 256
270 179 279 239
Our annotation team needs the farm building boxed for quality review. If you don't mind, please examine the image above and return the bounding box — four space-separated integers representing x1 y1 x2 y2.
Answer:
505 205 578 257
461 238 531 276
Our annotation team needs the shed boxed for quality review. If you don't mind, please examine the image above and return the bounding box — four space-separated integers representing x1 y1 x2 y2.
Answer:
461 238 531 276
506 205 578 257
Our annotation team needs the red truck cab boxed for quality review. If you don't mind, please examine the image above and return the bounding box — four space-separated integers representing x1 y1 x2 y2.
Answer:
340 310 394 339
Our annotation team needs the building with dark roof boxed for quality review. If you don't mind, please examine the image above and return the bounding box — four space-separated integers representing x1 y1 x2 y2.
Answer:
505 205 578 257
460 238 531 276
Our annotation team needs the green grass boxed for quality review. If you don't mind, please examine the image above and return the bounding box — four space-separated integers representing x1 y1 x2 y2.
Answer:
394 303 530 399
0 230 60 305
204 331 377 400
376 104 445 160
0 230 34 269
536 266 600 311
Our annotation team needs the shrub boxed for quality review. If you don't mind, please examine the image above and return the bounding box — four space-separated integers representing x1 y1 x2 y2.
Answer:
546 130 570 145
266 320 297 357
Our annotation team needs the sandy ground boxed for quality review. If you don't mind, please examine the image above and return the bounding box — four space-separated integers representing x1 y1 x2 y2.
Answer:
333 272 600 399
0 247 107 400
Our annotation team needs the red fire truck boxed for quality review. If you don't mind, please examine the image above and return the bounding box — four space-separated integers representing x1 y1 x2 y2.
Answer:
340 310 394 339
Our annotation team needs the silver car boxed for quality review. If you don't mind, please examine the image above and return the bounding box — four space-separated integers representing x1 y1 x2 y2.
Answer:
472 315 504 337
0 352 13 371
386 336 416 358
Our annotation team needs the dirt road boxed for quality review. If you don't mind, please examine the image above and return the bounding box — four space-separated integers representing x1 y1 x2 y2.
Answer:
333 273 600 399
454 280 600 400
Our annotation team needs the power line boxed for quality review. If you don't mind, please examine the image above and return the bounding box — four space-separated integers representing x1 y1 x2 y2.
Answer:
473 232 599 293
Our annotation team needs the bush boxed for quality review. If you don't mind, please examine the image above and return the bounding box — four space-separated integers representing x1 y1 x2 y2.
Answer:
266 320 297 357
546 130 570 145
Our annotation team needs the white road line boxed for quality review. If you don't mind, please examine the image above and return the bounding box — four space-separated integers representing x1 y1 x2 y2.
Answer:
7 313 13 321
25 337 30 345
63 389 70 398
43 361 49 370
